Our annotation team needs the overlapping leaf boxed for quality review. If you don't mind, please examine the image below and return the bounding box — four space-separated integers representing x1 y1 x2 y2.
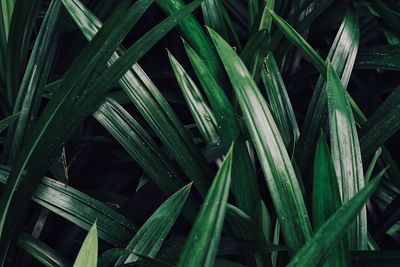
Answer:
209 27 312 254
63 0 211 197
116 183 191 264
177 146 233 267
326 63 366 249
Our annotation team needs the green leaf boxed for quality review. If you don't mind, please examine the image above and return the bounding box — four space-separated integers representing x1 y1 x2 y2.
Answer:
201 0 239 48
177 145 233 267
0 0 150 255
73 222 98 267
0 2 202 261
64 0 212 197
5 0 43 106
365 148 383 183
0 112 19 133
2 0 61 165
183 41 261 219
0 166 136 247
0 0 14 39
295 8 360 172
18 232 70 267
116 183 192 264
258 0 275 31
287 176 383 267
326 63 366 250
312 134 350 267
155 0 224 83
268 8 326 75
168 52 220 146
240 30 269 82
208 27 312 254
261 53 299 151
94 98 198 221
355 45 400 71
360 85 400 157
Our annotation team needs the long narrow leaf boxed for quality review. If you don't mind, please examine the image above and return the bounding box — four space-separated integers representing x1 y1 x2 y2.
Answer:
313 134 350 267
295 9 360 172
183 41 262 219
0 112 19 133
326 63 366 249
5 0 43 105
209 28 312 254
3 0 61 165
262 53 299 151
63 0 212 197
18 232 70 267
177 145 233 267
117 183 192 264
73 222 98 267
155 0 224 83
360 85 400 157
288 176 383 267
0 166 136 247
168 52 220 146
0 2 201 261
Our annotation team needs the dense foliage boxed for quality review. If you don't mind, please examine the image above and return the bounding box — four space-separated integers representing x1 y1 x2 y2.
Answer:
0 0 400 266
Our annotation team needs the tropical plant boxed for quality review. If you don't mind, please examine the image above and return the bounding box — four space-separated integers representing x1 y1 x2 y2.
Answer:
0 0 399 266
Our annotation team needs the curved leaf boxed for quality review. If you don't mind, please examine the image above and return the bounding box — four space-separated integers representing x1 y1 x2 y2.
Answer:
177 145 233 267
208 27 312 254
288 175 383 267
326 63 366 249
117 183 192 264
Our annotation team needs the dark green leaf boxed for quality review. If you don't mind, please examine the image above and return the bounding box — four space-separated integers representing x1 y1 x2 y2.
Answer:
0 112 19 133
18 232 70 267
0 166 136 247
2 0 61 165
360 85 400 157
355 45 400 71
184 41 261 219
177 145 233 267
312 134 350 267
295 8 360 172
116 183 192 264
261 53 299 151
64 0 212 197
287 176 383 267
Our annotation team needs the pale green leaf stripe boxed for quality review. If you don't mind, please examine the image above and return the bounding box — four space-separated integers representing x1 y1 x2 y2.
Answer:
208 28 312 253
63 0 212 197
0 112 19 133
73 222 98 267
288 176 382 267
0 0 15 38
177 145 233 267
117 183 192 264
326 64 366 250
